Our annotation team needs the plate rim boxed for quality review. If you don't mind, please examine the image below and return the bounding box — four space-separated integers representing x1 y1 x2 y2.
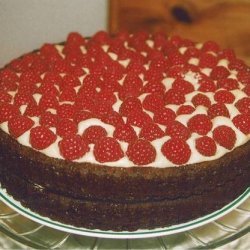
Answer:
0 186 249 239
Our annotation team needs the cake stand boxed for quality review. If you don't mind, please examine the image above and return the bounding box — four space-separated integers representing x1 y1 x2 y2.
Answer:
0 188 249 249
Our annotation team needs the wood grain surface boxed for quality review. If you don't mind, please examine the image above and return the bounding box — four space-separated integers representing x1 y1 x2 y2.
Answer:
109 0 250 65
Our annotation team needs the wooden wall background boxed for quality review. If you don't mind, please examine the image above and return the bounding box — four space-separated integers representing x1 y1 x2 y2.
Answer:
109 0 250 65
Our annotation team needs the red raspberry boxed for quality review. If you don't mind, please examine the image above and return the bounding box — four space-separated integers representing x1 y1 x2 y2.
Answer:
187 114 212 135
191 93 211 108
217 78 239 90
168 51 186 65
207 103 230 118
94 137 124 163
113 124 138 143
74 110 92 124
237 70 250 85
56 118 77 138
232 114 250 135
8 115 34 138
59 134 89 161
39 94 59 111
210 66 230 80
142 93 165 113
139 123 164 141
19 70 41 84
228 59 248 71
127 110 152 127
214 90 235 104
176 105 195 115
66 32 86 46
30 126 57 150
161 138 191 165
153 107 176 126
59 87 77 102
24 102 41 117
51 59 71 73
126 139 156 165
142 81 165 95
75 96 95 112
60 74 81 91
82 125 107 144
0 68 19 83
0 80 18 92
96 89 117 106
198 77 217 92
218 49 236 61
166 65 184 78
0 91 12 103
199 53 218 68
57 104 76 119
166 121 191 140
123 73 143 91
195 136 217 156
101 111 124 127
235 97 250 114
42 71 62 86
212 125 236 150
37 81 59 96
201 41 220 53
172 78 194 94
13 92 34 107
0 103 20 123
243 85 250 96
39 111 58 127
164 89 185 105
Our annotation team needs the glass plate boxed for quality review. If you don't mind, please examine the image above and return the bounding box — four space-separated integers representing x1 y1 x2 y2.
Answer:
0 186 249 248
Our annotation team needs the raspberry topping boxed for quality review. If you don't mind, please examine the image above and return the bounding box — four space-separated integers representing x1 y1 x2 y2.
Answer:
113 124 138 143
232 114 250 135
161 138 191 165
235 97 250 114
212 125 236 150
187 114 212 135
139 123 165 141
166 121 191 140
127 139 156 165
195 136 217 156
94 137 124 163
30 126 57 150
82 126 107 144
8 115 34 138
59 135 89 161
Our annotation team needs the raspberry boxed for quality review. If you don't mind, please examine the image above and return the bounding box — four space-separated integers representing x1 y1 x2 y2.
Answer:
123 73 143 91
57 104 76 119
233 114 250 135
0 81 18 92
0 91 12 103
176 105 195 115
30 126 57 150
199 53 218 68
74 110 92 124
60 74 81 91
164 89 185 105
172 78 194 94
94 137 124 163
214 90 235 104
198 77 217 92
201 41 220 53
13 92 34 107
101 111 124 127
19 70 41 84
187 114 212 135
139 123 164 141
166 121 191 140
75 96 95 112
96 89 117 106
142 93 165 113
113 124 138 143
161 138 191 165
195 136 217 156
39 93 59 111
210 66 230 80
59 135 89 161
24 102 41 117
66 32 86 46
228 59 248 71
153 107 176 126
0 103 20 123
42 71 62 86
191 93 211 107
243 85 250 96
8 115 34 138
0 68 19 83
217 78 239 90
82 125 107 144
207 103 230 118
212 125 236 150
168 51 186 65
127 110 152 127
59 88 77 102
237 70 250 85
37 82 59 96
142 81 165 95
235 97 250 114
39 111 58 127
126 139 156 165
56 118 77 138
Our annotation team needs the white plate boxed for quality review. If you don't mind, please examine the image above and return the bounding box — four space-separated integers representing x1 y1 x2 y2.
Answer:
0 186 249 239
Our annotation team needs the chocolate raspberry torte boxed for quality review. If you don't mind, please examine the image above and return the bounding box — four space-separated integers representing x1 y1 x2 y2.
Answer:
0 31 249 231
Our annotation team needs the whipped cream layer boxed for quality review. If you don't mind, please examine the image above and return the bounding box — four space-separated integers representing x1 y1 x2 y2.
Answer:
1 33 249 168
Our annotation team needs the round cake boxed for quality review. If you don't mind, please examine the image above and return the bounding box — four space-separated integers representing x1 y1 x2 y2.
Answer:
0 31 249 231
